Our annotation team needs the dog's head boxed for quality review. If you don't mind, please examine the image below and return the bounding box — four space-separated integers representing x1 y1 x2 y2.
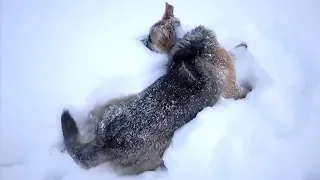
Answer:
146 2 181 53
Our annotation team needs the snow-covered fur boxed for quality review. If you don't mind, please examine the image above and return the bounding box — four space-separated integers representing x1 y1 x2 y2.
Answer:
61 25 223 175
145 2 251 99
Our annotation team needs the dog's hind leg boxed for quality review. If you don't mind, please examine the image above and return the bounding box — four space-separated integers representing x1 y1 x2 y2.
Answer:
228 42 252 99
221 79 252 100
212 46 252 100
88 94 135 124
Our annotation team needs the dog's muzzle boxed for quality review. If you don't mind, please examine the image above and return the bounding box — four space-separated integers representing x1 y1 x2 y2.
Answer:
140 35 154 51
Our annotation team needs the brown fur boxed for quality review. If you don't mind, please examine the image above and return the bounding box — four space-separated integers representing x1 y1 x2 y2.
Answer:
147 2 251 100
211 47 251 99
146 2 181 53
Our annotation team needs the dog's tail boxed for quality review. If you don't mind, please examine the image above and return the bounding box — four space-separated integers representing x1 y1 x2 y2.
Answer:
169 25 216 63
61 110 107 169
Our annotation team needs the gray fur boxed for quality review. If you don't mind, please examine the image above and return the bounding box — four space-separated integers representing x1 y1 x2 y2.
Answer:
61 25 222 175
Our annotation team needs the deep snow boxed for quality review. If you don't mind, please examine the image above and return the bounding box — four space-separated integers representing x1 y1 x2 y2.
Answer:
1 0 320 180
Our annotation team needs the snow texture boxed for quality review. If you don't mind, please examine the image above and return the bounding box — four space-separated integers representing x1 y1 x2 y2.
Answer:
1 0 320 180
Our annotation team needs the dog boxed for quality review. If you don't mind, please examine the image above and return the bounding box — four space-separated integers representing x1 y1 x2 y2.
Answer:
61 25 227 175
145 2 251 100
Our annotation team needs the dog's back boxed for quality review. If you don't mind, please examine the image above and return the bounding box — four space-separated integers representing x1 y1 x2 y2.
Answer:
61 25 221 175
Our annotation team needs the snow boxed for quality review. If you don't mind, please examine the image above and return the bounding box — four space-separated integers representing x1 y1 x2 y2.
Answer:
1 0 320 179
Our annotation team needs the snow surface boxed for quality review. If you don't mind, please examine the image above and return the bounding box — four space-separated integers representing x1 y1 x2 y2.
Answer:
1 0 320 179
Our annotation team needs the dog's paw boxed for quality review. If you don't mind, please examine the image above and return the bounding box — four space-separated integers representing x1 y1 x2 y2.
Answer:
236 81 253 100
234 42 248 50
229 42 248 59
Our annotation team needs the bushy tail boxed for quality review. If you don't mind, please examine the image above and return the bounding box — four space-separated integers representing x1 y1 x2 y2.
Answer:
61 110 106 169
169 25 216 63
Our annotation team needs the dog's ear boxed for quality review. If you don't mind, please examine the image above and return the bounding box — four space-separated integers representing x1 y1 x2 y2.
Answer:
162 2 174 20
